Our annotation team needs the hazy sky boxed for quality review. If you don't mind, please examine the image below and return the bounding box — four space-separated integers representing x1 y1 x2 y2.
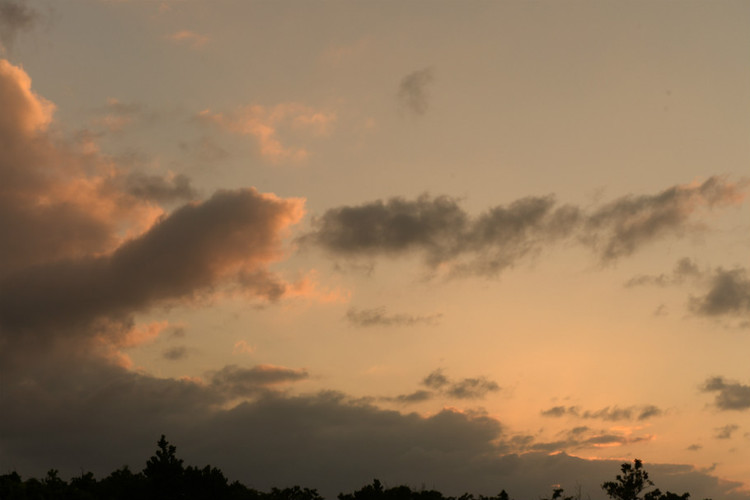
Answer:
1 1 749 499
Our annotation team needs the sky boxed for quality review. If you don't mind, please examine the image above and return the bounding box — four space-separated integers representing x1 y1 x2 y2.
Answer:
0 0 749 498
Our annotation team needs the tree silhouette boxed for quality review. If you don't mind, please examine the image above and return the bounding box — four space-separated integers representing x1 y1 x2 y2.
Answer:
601 459 696 500
0 440 712 500
144 434 185 500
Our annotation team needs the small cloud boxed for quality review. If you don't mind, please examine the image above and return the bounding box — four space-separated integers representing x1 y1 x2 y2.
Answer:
346 306 442 327
625 257 702 288
446 377 500 399
116 171 197 203
232 340 255 355
687 444 702 451
583 178 746 262
169 327 186 339
714 424 739 440
208 364 309 398
398 66 435 116
166 30 209 49
391 390 434 404
0 0 39 51
92 98 145 133
702 376 750 411
540 404 662 421
422 369 449 389
690 267 750 317
162 346 187 361
541 406 579 418
420 368 499 400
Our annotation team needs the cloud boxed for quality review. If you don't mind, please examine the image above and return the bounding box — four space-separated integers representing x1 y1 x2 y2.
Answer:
422 369 450 389
702 377 750 411
0 0 38 51
540 404 663 421
302 194 580 277
625 257 701 287
398 67 435 116
115 171 197 203
445 377 500 399
166 30 209 49
421 369 500 400
0 58 310 371
0 188 305 341
526 425 655 454
625 259 750 321
387 370 500 404
0 355 745 500
346 306 442 327
196 103 335 163
208 364 310 398
582 177 745 261
714 424 739 440
91 97 147 133
541 405 571 417
163 346 188 361
689 267 750 317
390 390 434 404
303 178 743 278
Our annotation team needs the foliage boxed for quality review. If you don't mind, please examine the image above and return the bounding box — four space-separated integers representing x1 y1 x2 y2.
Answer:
0 439 709 500
601 459 696 500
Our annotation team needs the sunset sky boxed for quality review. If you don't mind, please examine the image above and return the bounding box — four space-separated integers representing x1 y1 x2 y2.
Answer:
1 1 749 498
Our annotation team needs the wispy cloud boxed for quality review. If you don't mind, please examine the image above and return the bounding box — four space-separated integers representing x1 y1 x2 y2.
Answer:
714 424 739 440
166 30 209 49
541 404 663 421
303 178 744 278
346 306 442 327
196 103 336 163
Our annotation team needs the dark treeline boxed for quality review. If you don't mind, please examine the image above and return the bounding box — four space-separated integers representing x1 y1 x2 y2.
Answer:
0 436 701 500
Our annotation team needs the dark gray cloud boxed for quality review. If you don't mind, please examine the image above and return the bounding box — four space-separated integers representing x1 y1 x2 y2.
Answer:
398 67 435 115
303 178 743 277
162 346 188 360
346 306 442 327
387 370 500 404
714 424 739 440
208 364 309 398
541 405 571 417
422 369 450 389
420 369 500 400
689 267 750 317
687 444 702 451
302 194 580 277
117 171 198 203
445 377 500 400
702 377 750 411
540 404 663 421
388 390 434 404
582 177 745 261
626 259 750 321
0 0 38 50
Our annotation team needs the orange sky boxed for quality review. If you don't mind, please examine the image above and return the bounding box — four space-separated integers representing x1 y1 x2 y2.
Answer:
1 1 749 499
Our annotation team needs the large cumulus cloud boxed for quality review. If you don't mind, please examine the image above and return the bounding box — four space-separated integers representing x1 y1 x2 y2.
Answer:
0 59 306 370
